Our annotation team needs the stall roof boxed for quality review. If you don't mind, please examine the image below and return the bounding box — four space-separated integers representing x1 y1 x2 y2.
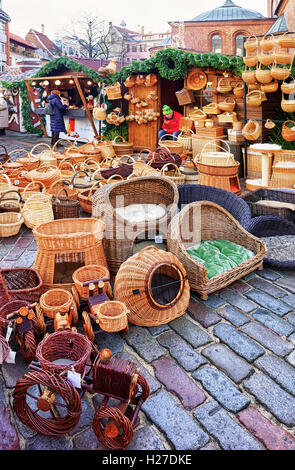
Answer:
0 68 41 83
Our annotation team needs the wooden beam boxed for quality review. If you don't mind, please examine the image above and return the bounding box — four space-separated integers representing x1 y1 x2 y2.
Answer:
73 77 99 140
24 80 48 138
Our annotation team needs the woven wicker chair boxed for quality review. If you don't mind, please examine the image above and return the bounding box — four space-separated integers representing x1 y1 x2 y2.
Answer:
247 215 295 269
167 201 265 300
92 176 179 272
178 184 252 230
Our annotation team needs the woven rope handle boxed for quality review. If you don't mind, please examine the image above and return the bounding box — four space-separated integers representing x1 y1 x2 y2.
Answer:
22 181 46 194
52 139 72 152
8 148 28 160
31 143 52 157
161 163 181 175
200 139 231 157
56 188 69 200
112 135 126 144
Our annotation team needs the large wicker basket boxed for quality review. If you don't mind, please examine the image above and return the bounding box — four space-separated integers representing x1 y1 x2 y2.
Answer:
167 201 265 300
113 246 190 326
92 176 179 273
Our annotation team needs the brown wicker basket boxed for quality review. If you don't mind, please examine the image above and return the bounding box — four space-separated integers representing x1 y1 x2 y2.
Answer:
40 288 73 318
36 330 93 374
160 163 186 186
72 264 111 299
218 97 236 113
282 121 295 142
261 80 278 93
242 67 257 84
113 246 190 326
167 201 265 300
112 135 133 157
96 301 128 332
0 190 23 213
256 65 272 84
0 268 43 303
52 188 80 219
105 82 122 100
278 33 295 49
0 335 9 364
158 134 183 154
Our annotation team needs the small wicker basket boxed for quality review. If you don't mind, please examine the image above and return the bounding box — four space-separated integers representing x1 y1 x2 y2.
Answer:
0 212 23 237
245 35 258 53
281 76 295 94
158 134 183 154
242 120 261 141
96 301 128 332
260 34 275 52
72 264 111 299
217 78 232 93
161 163 186 186
40 288 73 318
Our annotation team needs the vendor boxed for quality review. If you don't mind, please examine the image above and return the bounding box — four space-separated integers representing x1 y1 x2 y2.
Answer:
158 105 183 142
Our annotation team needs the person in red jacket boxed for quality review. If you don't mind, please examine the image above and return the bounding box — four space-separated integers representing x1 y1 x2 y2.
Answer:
158 105 183 142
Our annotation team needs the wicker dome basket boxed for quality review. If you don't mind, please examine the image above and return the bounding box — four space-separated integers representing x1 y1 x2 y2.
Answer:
113 246 190 326
36 330 93 374
167 201 265 300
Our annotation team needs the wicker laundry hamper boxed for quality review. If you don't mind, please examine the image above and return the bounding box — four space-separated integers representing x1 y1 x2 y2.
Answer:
92 176 179 273
113 246 190 326
167 201 265 300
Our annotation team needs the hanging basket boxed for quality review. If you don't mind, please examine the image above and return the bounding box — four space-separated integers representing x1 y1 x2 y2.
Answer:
218 97 236 113
256 65 272 84
72 264 111 299
93 106 106 120
52 188 80 220
245 35 258 53
281 93 295 113
175 88 195 105
233 83 244 98
113 246 190 327
124 76 135 88
278 33 295 49
274 49 294 65
258 52 274 66
260 34 275 52
96 301 128 332
271 63 291 81
265 119 276 129
281 76 295 94
261 80 278 93
242 120 261 141
217 77 232 93
105 82 122 100
242 66 257 84
282 121 295 142
186 69 207 91
243 55 258 67
0 212 23 237
246 90 266 107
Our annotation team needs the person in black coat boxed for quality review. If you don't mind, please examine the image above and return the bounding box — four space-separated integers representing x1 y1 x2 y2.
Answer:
48 89 67 147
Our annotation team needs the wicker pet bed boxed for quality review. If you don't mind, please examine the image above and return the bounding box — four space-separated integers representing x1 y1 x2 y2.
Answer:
92 176 179 272
242 188 295 222
167 201 266 299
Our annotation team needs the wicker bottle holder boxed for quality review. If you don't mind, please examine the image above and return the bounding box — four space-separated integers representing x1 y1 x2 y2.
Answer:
39 288 73 318
96 301 128 332
36 330 93 374
0 211 23 237
113 246 190 327
72 264 111 299
242 120 261 141
282 121 295 142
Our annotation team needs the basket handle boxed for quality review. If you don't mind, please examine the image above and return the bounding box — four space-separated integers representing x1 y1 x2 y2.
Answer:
0 190 23 203
51 138 72 152
159 134 178 143
200 139 231 157
225 97 235 104
0 173 11 184
73 137 90 146
71 170 90 184
178 129 194 137
83 158 101 168
23 192 51 208
8 148 28 160
246 35 258 43
106 174 124 183
112 135 126 143
55 188 69 200
22 181 46 194
283 120 295 128
118 155 136 165
93 135 111 144
161 163 180 175
89 180 104 192
58 159 76 171
48 178 73 191
30 143 52 157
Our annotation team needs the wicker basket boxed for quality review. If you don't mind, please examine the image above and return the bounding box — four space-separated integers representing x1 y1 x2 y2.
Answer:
177 130 194 151
202 103 221 115
258 52 274 66
218 97 236 113
245 35 258 53
158 134 183 154
271 164 295 189
40 288 73 318
188 108 207 122
197 140 235 166
21 193 53 229
0 144 9 165
271 63 291 81
261 80 278 93
105 82 122 100
281 94 295 113
233 83 244 98
242 67 257 84
278 33 295 49
95 301 128 332
72 264 111 299
47 178 79 201
0 212 23 237
28 165 61 189
92 176 178 273
242 120 261 141
217 78 232 93
274 49 294 65
0 190 23 213
78 180 102 214
31 143 57 167
256 65 272 84
21 181 46 202
265 119 276 129
167 201 265 300
0 268 43 303
281 76 295 94
113 246 190 326
0 174 18 196
52 188 80 219
124 76 135 88
71 170 94 192
246 90 265 107
281 121 295 142
161 163 186 186
260 34 275 51
112 135 133 156
93 136 115 159
243 55 258 67
36 330 93 374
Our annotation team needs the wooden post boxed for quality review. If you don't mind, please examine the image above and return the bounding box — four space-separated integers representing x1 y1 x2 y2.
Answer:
73 77 99 139
24 80 48 137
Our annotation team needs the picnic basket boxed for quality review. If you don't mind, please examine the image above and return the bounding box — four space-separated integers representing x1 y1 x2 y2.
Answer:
51 188 80 219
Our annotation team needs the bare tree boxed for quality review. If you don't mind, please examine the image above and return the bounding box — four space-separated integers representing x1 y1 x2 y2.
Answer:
65 13 111 59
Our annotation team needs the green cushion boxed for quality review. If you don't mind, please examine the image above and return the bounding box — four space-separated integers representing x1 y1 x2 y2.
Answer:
186 239 254 279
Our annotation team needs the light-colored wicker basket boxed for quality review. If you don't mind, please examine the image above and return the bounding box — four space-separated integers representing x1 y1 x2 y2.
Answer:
242 120 261 141
233 83 244 98
258 53 274 66
261 80 278 93
72 264 111 299
197 140 235 166
281 93 295 113
218 97 236 113
256 66 272 84
96 301 128 332
0 211 23 237
21 193 53 229
243 55 258 67
160 163 186 186
278 33 295 49
158 134 183 154
167 201 265 299
27 165 61 189
113 246 190 326
260 34 275 52
40 288 73 318
112 135 133 156
93 136 115 159
177 129 194 151
246 90 266 107
271 63 291 81
242 67 257 84
20 181 46 202
31 143 57 167
245 35 258 53
105 82 122 100
217 78 232 93
202 103 221 115
281 76 295 94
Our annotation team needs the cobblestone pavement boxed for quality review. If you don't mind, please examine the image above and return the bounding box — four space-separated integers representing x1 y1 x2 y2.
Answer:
1 132 295 451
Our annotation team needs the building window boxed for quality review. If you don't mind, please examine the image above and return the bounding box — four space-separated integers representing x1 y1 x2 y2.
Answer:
132 45 137 52
236 34 245 56
0 21 5 33
211 34 222 53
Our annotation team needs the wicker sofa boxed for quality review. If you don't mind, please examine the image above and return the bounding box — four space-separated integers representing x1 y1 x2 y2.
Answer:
178 184 252 230
167 201 266 300
92 175 179 273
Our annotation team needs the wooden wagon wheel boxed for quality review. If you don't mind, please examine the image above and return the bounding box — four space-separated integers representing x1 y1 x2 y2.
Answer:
12 369 82 436
130 372 150 404
70 302 78 326
15 329 36 363
92 406 133 450
82 311 94 343
32 304 46 336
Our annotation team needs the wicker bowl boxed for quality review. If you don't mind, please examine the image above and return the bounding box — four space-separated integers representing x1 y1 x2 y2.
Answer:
72 265 111 299
96 301 128 332
0 212 23 237
40 288 73 318
36 330 93 374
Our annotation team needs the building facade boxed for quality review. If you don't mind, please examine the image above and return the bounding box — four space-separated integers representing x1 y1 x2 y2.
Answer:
25 26 61 63
170 0 276 56
9 33 41 71
0 0 10 72
267 0 295 32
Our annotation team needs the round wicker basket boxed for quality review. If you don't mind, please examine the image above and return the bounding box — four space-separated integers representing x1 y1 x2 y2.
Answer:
113 246 190 326
72 264 111 299
40 288 73 318
96 301 128 332
0 211 23 237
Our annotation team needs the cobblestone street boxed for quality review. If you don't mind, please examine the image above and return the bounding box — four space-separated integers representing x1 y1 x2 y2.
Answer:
1 133 295 451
